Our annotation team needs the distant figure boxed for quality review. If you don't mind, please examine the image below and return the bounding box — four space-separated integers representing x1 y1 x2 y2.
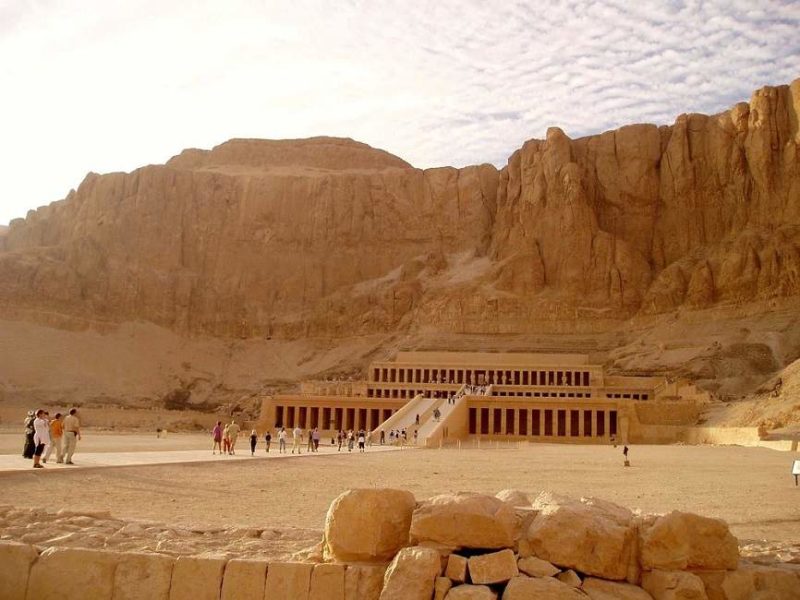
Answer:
32 409 50 469
227 420 240 455
307 429 315 452
278 427 287 453
358 430 366 452
312 428 321 452
292 426 303 454
433 408 441 422
62 408 81 465
413 430 418 444
379 430 385 445
45 413 64 464
347 430 355 452
623 445 630 467
611 434 617 448
222 423 231 455
415 414 420 425
249 430 258 456
212 421 223 454
337 430 343 451
23 410 35 459
264 431 272 453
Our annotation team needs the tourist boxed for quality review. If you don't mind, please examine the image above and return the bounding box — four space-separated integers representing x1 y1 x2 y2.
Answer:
222 423 231 455
415 413 420 425
347 430 354 452
379 430 385 445
32 409 50 469
312 428 320 452
264 430 272 453
292 425 303 454
358 430 366 452
228 420 240 455
307 429 314 452
278 427 287 453
623 445 630 465
413 430 418 444
249 430 258 456
22 410 35 459
63 408 81 465
44 412 64 464
337 430 343 451
212 421 223 454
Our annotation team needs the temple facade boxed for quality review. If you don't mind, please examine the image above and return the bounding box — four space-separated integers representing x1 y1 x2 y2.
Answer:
257 351 705 445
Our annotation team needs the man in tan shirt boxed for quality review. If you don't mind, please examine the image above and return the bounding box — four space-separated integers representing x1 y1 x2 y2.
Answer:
63 408 81 464
227 420 240 455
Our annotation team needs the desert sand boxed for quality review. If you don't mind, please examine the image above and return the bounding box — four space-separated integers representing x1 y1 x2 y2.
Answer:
1 432 798 563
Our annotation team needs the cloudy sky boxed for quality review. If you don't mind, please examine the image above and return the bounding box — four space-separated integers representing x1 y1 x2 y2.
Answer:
1 0 798 225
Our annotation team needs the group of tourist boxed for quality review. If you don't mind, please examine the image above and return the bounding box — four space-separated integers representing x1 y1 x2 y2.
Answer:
21 408 81 468
214 424 370 455
380 428 412 445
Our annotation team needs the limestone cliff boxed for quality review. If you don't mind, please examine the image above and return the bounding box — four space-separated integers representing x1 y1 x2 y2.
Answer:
1 81 799 342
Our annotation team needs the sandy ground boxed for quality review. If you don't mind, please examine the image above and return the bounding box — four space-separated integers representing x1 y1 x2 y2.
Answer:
1 433 798 548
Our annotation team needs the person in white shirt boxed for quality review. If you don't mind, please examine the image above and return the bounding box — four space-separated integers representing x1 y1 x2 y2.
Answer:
32 409 51 469
292 426 303 454
278 427 287 453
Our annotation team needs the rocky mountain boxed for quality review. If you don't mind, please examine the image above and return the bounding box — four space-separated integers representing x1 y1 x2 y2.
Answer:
0 80 799 411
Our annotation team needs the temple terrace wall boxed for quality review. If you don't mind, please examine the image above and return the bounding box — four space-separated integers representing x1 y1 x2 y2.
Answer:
3 488 798 600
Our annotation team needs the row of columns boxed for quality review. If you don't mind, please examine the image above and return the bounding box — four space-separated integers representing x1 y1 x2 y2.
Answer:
275 405 395 432
373 367 591 387
469 407 617 438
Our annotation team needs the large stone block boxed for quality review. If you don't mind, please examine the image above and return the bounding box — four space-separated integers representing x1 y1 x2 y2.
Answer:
583 577 654 600
495 490 531 508
641 570 708 600
434 576 453 600
640 512 739 571
113 552 174 600
344 565 386 600
380 546 441 600
26 547 119 600
264 562 314 600
446 584 498 599
747 564 800 599
445 554 468 583
502 575 585 599
467 549 518 585
220 559 267 600
517 555 559 578
310 563 345 600
410 493 516 549
525 494 635 580
692 569 754 600
324 488 416 563
0 541 38 600
169 556 227 600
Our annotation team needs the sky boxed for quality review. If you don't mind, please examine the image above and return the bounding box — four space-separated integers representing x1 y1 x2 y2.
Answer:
1 0 799 225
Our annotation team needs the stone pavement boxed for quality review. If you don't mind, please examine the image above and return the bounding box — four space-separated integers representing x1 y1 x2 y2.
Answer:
0 443 402 473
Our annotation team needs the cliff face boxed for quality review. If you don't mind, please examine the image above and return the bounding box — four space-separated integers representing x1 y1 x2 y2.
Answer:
1 82 799 339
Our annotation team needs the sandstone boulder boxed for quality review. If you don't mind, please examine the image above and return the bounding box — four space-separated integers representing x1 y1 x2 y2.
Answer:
410 493 516 549
0 541 38 600
641 570 708 600
446 584 498 599
113 552 174 600
557 569 581 587
345 565 386 600
27 547 119 600
446 554 469 583
640 511 739 571
468 549 519 585
434 576 453 600
525 494 635 580
380 546 441 600
325 488 416 562
517 555 559 578
502 575 585 599
583 577 654 600
496 490 531 507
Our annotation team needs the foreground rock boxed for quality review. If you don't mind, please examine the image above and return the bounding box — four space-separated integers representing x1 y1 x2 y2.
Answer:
502 575 585 599
583 577 654 600
380 546 441 600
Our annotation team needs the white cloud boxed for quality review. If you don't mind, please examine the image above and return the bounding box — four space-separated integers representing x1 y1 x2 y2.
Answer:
0 0 798 224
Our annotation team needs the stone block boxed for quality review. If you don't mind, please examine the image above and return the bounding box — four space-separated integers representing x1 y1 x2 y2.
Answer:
310 563 345 600
324 488 416 562
640 512 738 571
467 549 518 585
583 577 654 600
446 554 468 583
411 493 516 549
220 559 267 600
641 570 708 600
517 555 559 578
113 552 174 600
344 564 386 600
434 576 453 600
380 546 441 600
26 547 119 600
556 569 581 587
502 575 585 599
495 490 531 508
446 584 497 599
747 563 800 599
264 562 313 600
0 541 38 600
169 556 227 600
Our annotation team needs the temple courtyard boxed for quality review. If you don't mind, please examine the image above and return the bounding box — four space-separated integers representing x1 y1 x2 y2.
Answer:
1 432 798 564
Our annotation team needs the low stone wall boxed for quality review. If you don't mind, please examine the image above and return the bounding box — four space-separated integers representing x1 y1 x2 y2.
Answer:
3 488 799 600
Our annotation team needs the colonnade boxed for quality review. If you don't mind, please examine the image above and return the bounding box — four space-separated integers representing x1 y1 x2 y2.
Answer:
274 404 396 432
371 366 592 387
468 406 618 439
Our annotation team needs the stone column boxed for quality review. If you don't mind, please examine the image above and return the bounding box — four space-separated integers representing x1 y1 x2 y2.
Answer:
565 409 571 437
579 409 585 437
604 410 611 440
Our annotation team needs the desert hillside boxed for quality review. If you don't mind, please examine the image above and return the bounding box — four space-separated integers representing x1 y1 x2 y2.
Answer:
1 80 799 423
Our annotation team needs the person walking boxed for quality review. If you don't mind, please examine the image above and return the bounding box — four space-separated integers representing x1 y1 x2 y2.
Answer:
623 445 630 466
222 423 231 455
264 430 272 453
357 430 366 452
212 421 223 454
307 429 314 452
278 427 287 453
32 409 50 469
22 410 36 459
312 428 320 452
292 426 303 454
62 408 81 465
337 430 343 451
379 430 385 445
227 420 240 455
44 413 64 464
347 430 354 452
249 430 258 456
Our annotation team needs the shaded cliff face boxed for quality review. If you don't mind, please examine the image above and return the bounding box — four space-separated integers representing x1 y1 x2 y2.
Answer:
1 82 799 340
